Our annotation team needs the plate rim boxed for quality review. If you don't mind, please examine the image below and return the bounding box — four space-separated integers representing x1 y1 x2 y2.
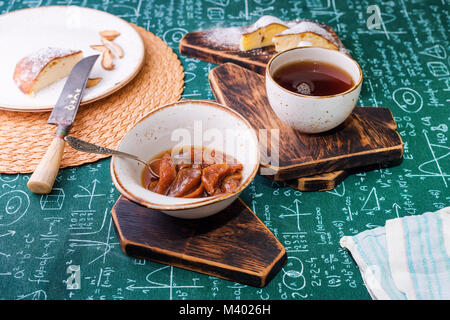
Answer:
0 5 145 112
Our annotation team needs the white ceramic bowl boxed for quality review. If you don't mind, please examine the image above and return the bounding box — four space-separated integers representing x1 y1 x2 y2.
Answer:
266 47 363 133
110 100 259 219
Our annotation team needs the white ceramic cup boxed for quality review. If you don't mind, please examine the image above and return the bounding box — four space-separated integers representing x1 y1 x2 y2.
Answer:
266 47 363 133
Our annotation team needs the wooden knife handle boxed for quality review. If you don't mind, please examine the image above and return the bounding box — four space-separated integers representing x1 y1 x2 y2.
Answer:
27 136 65 194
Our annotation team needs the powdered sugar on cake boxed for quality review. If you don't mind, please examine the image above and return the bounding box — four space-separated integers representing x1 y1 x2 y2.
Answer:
14 47 78 84
204 27 242 50
201 17 346 53
204 16 287 50
246 15 288 33
276 21 340 48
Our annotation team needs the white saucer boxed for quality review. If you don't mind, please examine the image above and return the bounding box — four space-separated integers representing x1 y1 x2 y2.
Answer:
0 6 145 112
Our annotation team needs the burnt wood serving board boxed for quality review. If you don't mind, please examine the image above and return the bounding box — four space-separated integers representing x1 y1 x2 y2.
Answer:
111 196 287 288
180 19 354 191
209 63 403 181
284 159 403 192
179 20 345 75
287 170 350 192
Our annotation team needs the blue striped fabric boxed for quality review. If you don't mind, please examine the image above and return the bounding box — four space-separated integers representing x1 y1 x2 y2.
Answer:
352 226 406 299
341 209 450 300
401 212 450 299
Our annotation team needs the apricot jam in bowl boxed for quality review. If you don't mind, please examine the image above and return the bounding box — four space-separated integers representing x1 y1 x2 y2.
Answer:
110 100 259 219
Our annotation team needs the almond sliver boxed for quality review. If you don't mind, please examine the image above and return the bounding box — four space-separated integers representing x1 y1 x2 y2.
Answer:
99 30 121 41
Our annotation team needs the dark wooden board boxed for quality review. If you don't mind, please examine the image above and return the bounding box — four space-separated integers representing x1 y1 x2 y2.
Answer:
286 170 350 192
187 99 350 192
180 19 354 190
209 63 403 181
278 158 403 192
111 196 287 288
179 20 345 75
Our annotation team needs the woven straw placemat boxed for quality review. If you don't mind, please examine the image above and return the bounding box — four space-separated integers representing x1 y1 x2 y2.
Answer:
0 25 184 174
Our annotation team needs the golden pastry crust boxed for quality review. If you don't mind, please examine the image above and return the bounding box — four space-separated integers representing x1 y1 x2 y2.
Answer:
273 32 339 51
239 15 289 51
273 20 341 52
13 47 83 95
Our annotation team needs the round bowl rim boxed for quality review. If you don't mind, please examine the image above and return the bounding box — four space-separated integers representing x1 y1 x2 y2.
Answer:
266 46 363 99
110 99 259 211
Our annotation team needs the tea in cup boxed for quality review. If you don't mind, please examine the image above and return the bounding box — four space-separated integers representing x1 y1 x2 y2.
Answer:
265 47 363 133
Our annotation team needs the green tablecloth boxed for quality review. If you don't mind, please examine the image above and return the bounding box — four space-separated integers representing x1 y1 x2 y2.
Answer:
0 0 449 300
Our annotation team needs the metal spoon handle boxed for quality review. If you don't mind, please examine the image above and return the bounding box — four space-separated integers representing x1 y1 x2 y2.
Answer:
64 136 148 167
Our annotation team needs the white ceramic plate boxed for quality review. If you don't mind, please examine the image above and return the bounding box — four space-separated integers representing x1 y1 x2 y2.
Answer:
0 6 145 112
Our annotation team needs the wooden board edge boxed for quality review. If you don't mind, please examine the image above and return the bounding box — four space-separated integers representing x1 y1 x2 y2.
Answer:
295 170 350 192
180 35 267 73
110 201 129 256
272 144 404 181
262 170 349 192
237 199 288 287
383 108 397 130
208 69 228 106
111 197 287 287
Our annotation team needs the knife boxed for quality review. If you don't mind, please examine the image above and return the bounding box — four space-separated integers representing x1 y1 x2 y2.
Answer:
27 55 99 194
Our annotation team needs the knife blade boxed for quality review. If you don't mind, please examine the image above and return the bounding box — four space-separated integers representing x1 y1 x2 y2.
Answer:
27 55 99 194
47 55 99 127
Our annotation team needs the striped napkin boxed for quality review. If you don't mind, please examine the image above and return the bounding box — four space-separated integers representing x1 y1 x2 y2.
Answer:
340 207 450 300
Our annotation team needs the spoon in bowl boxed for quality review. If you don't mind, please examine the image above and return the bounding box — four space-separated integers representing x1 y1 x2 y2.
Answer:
64 136 160 177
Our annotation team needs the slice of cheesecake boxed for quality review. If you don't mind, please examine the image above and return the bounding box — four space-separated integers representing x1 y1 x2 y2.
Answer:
239 16 288 51
13 47 83 96
273 21 339 52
